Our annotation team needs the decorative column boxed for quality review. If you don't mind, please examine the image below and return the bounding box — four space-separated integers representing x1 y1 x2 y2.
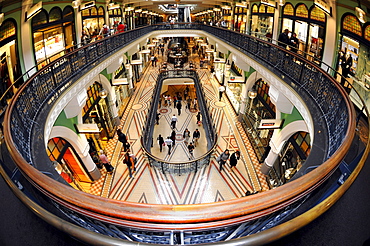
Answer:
261 139 280 175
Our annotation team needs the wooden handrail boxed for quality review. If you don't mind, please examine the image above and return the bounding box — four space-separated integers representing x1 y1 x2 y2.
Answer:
3 25 357 230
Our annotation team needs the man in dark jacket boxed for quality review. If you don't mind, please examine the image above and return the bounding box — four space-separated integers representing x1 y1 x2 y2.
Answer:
278 29 290 48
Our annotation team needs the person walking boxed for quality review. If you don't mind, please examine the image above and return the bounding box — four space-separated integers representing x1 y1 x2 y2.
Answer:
229 150 240 171
188 142 195 159
186 97 192 109
196 112 202 125
193 128 200 147
164 137 173 155
217 149 230 172
184 86 189 100
151 55 156 66
176 100 182 115
117 129 128 151
183 128 191 144
157 134 164 152
99 150 114 174
193 98 197 110
218 85 225 101
156 112 160 125
171 114 178 129
170 130 176 148
123 151 135 178
173 96 177 108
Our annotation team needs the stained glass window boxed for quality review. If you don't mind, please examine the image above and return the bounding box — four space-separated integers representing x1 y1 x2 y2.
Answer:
283 3 294 16
364 25 370 41
296 4 308 18
252 4 259 14
343 15 362 36
0 20 16 43
310 6 325 22
49 7 62 22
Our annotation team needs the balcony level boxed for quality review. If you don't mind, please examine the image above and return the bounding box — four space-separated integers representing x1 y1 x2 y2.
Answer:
0 24 369 245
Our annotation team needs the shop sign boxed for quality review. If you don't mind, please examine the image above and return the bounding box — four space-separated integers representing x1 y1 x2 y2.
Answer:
228 76 245 83
314 0 331 16
261 0 276 8
76 123 100 133
258 119 284 129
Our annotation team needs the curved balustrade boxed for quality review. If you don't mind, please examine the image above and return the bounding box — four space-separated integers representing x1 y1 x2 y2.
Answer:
1 24 365 245
141 69 218 175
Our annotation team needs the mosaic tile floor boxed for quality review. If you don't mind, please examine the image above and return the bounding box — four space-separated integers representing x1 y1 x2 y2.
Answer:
89 43 270 204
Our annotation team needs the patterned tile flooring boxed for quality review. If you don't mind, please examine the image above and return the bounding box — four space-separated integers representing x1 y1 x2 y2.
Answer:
89 50 270 204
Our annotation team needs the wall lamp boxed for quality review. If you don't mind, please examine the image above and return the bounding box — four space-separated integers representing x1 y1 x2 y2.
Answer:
80 1 96 11
355 0 366 23
313 0 332 16
0 13 4 26
108 2 120 11
25 1 42 21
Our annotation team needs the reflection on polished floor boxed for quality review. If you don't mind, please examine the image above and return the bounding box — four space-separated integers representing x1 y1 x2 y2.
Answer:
88 46 270 205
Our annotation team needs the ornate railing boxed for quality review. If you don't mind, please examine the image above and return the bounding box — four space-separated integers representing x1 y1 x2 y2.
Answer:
1 24 366 245
141 69 218 175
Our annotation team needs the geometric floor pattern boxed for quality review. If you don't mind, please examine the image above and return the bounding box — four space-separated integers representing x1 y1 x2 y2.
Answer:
89 47 270 204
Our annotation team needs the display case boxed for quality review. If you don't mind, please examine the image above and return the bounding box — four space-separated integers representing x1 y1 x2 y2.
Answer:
33 27 65 64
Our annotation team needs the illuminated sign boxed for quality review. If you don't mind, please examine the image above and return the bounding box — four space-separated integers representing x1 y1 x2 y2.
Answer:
314 0 331 16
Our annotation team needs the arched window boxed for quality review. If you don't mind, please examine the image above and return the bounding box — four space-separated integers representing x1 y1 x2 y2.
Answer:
342 14 362 36
252 4 258 14
296 4 308 19
310 6 325 22
0 19 16 43
63 6 74 22
49 7 62 22
283 3 294 16
31 9 48 27
98 6 105 16
364 24 370 42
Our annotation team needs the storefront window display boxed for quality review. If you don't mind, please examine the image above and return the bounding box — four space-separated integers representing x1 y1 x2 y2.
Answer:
32 6 76 69
113 62 131 116
47 137 93 191
267 131 310 188
281 3 326 61
82 82 116 150
82 6 105 38
251 3 274 39
0 18 22 96
109 7 123 30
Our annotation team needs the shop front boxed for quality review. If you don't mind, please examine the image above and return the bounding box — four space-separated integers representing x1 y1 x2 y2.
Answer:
225 61 244 112
32 6 76 69
83 82 116 151
0 18 22 102
112 61 132 117
233 5 247 33
267 131 310 188
336 13 370 110
281 3 326 61
82 5 105 39
242 78 275 163
47 137 94 192
250 3 274 38
108 7 123 30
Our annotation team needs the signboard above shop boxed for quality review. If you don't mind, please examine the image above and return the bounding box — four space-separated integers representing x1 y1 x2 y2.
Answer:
258 119 284 129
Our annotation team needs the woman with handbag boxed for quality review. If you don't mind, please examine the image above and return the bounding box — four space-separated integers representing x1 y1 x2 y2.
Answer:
99 150 114 174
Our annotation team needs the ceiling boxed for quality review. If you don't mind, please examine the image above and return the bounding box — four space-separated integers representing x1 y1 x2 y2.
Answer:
118 0 234 15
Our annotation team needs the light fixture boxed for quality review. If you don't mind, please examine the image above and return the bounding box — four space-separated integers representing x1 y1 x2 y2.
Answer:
0 13 4 26
25 1 42 21
80 1 96 11
213 8 221 12
278 0 286 6
355 0 366 23
99 89 108 98
135 8 142 13
260 0 276 8
72 0 81 9
222 5 231 10
313 0 332 16
108 2 120 11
